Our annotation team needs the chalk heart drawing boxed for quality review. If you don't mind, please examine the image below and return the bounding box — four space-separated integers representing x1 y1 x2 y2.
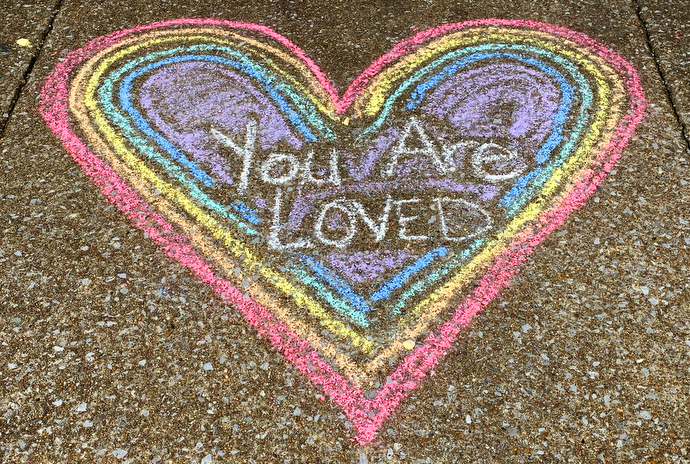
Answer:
40 19 645 444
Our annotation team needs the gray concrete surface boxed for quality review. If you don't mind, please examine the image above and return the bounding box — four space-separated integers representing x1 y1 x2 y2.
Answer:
0 0 61 133
638 0 690 148
1 0 689 462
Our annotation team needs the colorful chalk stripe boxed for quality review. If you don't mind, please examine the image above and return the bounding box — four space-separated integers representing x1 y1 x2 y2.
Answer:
39 19 645 444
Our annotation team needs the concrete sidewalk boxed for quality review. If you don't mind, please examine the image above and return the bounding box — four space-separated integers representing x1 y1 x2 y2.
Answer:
0 0 60 133
1 1 689 462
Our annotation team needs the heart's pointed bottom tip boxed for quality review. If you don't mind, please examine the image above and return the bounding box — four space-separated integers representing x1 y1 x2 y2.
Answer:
353 431 376 447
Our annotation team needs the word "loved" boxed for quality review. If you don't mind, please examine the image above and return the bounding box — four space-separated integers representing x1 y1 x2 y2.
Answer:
268 191 493 249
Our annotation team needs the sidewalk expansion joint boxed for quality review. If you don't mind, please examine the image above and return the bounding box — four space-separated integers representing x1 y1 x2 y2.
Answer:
633 0 690 153
0 0 65 141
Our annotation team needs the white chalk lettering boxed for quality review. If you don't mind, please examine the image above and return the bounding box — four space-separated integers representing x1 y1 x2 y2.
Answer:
435 198 493 242
211 121 257 194
439 139 479 173
261 153 301 185
301 148 342 186
266 191 497 250
395 198 428 241
314 200 357 248
268 188 312 250
471 142 525 182
214 120 525 197
350 197 392 242
384 117 449 177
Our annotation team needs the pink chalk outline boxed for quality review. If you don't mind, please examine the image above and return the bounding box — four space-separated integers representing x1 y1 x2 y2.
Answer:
39 18 645 445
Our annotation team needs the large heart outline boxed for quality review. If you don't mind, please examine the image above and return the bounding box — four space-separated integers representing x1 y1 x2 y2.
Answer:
39 18 645 444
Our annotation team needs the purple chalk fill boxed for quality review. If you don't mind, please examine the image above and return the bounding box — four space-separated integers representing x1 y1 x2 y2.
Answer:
139 61 303 185
423 63 560 146
328 250 418 283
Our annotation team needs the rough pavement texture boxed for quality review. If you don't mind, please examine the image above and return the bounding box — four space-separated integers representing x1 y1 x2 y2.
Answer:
0 0 61 133
1 0 689 463
637 0 690 148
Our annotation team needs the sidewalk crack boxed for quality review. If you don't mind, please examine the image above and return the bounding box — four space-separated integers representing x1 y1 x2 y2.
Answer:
634 0 690 152
0 0 65 140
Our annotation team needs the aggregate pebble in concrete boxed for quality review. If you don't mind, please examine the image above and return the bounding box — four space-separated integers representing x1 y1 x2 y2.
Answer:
0 0 61 131
637 0 690 145
1 0 690 463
